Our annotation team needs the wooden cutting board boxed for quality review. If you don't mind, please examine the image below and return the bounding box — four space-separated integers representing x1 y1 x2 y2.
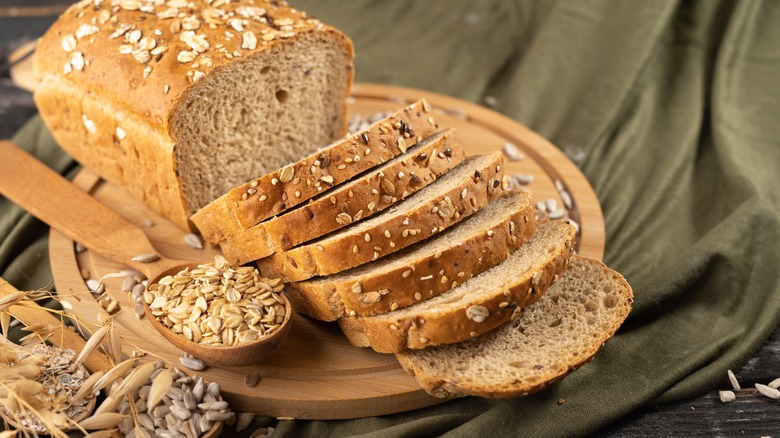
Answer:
48 83 604 420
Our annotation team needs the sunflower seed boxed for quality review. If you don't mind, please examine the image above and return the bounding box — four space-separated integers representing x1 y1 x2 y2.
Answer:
244 371 261 387
756 383 780 399
236 412 255 432
207 381 220 398
132 253 160 263
179 356 206 371
502 142 525 161
198 401 228 411
204 410 233 422
170 404 192 421
719 390 735 403
727 369 740 390
184 233 203 249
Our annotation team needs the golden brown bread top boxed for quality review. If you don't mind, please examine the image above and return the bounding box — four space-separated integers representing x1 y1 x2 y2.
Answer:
34 0 353 135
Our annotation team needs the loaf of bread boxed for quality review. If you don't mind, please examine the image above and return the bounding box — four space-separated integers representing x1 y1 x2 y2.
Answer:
255 152 506 282
285 190 536 321
192 99 439 242
395 256 633 398
34 0 354 230
215 127 465 265
338 219 576 353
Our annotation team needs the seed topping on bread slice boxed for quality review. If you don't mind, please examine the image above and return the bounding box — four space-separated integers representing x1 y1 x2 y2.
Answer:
337 219 576 353
256 152 506 282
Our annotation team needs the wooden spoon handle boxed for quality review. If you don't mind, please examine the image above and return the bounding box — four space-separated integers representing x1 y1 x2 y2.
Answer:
0 140 172 277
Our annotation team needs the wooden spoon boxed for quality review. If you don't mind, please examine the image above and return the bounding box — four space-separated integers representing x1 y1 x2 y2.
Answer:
0 140 292 366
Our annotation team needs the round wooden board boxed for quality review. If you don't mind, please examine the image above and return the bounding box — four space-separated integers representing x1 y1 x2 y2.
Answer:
49 84 604 420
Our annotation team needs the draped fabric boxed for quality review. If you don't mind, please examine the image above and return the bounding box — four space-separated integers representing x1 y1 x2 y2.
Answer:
3 1 779 436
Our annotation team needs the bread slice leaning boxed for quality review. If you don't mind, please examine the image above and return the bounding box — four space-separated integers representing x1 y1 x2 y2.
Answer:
192 99 439 241
285 190 537 321
216 127 466 265
338 219 576 353
256 152 506 282
395 256 633 399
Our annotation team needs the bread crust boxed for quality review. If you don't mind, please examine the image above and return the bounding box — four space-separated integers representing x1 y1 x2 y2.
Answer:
34 0 352 135
221 99 439 231
34 0 355 229
287 191 537 321
34 76 189 226
255 152 506 282
216 127 466 265
394 256 634 399
338 220 576 353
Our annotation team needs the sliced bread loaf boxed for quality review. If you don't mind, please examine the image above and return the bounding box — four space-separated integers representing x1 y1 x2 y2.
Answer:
255 152 506 282
338 219 576 353
395 256 633 399
34 0 354 230
192 99 439 241
216 128 466 265
285 190 536 321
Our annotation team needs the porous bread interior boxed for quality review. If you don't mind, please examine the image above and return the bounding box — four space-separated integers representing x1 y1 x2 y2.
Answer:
368 220 568 318
399 257 631 390
305 154 495 245
172 32 351 211
306 190 530 285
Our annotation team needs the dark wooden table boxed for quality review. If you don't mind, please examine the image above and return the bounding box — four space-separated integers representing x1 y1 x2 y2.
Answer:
2 2 779 436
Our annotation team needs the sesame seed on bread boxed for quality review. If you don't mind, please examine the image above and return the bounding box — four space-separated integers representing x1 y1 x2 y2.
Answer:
34 0 354 230
255 152 506 282
213 127 465 265
192 99 440 243
285 190 537 321
338 219 576 353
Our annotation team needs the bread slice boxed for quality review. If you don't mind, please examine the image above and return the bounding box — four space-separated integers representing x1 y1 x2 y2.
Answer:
338 219 576 353
216 128 466 265
192 99 439 241
395 256 633 399
34 1 354 230
256 152 506 282
286 190 537 321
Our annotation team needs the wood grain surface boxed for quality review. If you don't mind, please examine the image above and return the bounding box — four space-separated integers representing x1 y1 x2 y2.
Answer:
46 85 605 419
4 4 780 433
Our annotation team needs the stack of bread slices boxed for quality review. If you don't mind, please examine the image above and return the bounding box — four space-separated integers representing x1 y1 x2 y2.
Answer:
192 100 634 399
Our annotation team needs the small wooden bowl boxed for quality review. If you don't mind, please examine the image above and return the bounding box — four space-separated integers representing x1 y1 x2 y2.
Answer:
144 265 293 367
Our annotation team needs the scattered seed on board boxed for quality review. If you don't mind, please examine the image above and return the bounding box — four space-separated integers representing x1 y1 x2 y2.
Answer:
547 208 566 220
244 371 261 387
86 279 101 292
768 378 780 389
132 253 160 263
122 276 137 292
184 233 204 250
179 355 206 371
502 142 525 161
719 390 736 403
142 218 155 228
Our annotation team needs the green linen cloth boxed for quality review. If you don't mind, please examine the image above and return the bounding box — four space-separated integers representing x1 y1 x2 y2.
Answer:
3 0 780 436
